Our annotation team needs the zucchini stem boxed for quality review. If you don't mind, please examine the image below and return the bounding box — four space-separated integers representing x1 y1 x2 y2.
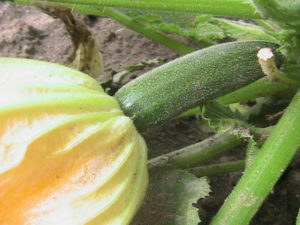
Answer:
148 124 273 169
148 132 243 169
217 77 295 104
180 77 294 117
257 48 300 87
101 7 195 55
18 0 262 19
210 89 300 225
188 160 245 177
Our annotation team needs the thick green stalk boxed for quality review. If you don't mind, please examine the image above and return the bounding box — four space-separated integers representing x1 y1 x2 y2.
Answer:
102 8 195 55
13 0 195 55
13 0 106 15
297 209 300 225
180 78 293 118
148 132 243 169
218 77 294 104
188 160 245 177
210 89 300 225
14 0 261 19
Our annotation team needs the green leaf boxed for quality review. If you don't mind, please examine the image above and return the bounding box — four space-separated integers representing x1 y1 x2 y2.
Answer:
251 0 300 30
112 57 166 84
148 23 188 36
193 15 214 24
201 101 248 134
128 12 163 24
131 166 210 225
190 23 225 41
123 10 221 46
124 10 191 39
212 19 279 42
127 10 197 28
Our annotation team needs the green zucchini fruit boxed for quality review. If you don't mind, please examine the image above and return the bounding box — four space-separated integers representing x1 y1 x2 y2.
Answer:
115 41 280 132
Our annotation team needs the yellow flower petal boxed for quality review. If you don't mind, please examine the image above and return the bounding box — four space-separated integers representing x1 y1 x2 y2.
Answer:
0 58 148 225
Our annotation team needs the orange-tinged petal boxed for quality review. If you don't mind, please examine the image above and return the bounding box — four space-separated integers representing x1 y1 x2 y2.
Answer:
0 58 148 225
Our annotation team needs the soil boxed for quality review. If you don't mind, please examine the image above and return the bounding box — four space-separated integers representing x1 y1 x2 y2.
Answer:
1 2 299 225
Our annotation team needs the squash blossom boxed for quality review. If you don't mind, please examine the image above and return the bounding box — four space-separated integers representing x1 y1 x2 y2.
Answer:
0 58 148 225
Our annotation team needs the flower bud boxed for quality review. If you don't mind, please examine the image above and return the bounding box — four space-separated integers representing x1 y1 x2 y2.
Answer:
0 58 148 225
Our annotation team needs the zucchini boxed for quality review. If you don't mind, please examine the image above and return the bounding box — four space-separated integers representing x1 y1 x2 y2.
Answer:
115 41 280 132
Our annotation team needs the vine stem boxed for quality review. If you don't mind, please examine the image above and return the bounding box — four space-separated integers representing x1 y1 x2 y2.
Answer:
210 89 300 225
13 0 261 19
179 77 295 118
217 77 294 104
257 48 300 87
148 132 243 169
101 7 195 55
188 160 245 177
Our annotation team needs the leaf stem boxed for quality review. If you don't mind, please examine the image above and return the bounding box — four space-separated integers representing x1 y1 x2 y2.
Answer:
19 0 261 19
180 78 294 118
148 132 243 169
188 160 245 177
102 7 195 55
218 77 295 104
210 89 300 225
